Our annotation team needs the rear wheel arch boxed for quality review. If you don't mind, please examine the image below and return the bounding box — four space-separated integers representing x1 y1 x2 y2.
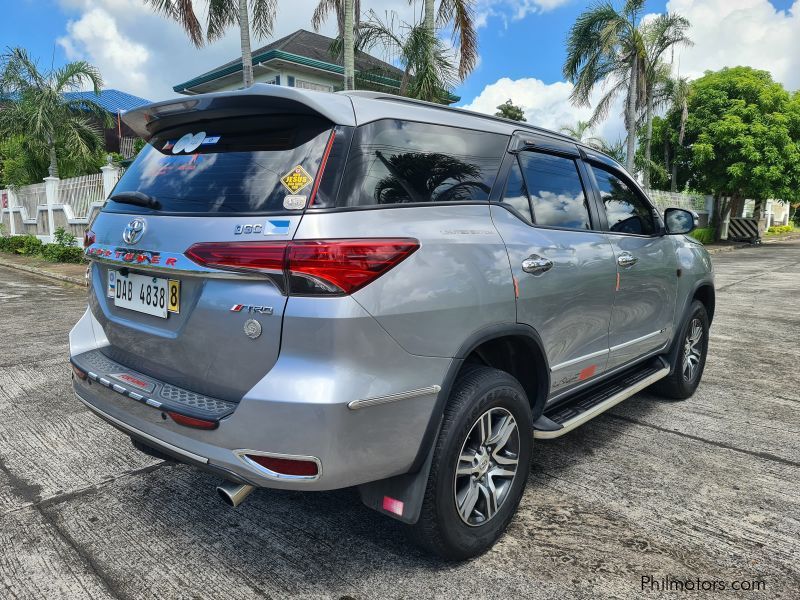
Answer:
409 325 548 474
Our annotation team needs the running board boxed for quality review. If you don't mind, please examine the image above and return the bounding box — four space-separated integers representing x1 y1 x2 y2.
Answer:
534 359 669 439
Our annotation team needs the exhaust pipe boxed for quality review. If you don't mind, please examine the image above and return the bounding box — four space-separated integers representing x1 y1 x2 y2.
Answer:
216 481 255 507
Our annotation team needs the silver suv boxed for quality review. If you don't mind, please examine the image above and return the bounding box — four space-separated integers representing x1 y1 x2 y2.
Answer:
70 85 714 559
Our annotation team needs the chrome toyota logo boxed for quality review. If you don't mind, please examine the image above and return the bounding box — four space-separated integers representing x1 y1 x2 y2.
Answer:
122 218 146 244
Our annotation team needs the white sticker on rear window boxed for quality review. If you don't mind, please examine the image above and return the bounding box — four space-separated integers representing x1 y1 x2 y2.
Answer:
201 136 221 145
172 132 206 154
283 195 306 210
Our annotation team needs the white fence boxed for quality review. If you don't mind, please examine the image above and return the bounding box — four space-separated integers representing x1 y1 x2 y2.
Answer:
15 182 47 221
1 165 122 241
647 190 708 213
58 173 105 219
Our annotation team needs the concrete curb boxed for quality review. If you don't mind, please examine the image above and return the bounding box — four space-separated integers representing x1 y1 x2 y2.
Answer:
704 233 800 255
0 257 86 287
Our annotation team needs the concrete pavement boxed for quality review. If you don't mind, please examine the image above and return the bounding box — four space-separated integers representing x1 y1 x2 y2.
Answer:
0 240 798 599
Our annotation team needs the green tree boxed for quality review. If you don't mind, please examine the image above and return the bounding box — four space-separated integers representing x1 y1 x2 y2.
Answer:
312 0 359 89
495 99 526 121
0 48 109 179
144 0 277 88
639 13 692 187
358 10 457 103
677 67 800 237
420 0 478 80
563 0 647 173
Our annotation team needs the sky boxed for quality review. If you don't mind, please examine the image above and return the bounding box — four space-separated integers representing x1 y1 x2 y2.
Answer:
6 0 800 143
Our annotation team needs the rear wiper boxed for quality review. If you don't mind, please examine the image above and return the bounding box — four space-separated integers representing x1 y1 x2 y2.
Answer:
110 191 161 210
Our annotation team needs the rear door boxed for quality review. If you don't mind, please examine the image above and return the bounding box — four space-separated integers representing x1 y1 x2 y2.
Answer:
86 113 345 401
584 160 679 370
490 135 617 398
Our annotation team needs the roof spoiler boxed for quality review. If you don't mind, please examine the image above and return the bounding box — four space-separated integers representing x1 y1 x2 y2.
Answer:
121 84 356 140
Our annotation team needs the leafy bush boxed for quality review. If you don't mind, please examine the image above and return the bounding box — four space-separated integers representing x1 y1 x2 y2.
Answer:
53 226 77 247
690 227 716 244
40 244 85 263
0 230 85 263
18 235 43 256
766 224 795 235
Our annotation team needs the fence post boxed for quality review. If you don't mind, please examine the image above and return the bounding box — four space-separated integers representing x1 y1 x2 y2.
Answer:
7 189 16 236
101 163 119 199
44 176 59 242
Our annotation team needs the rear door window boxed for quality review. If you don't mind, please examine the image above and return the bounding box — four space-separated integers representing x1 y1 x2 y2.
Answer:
105 115 334 215
333 119 508 207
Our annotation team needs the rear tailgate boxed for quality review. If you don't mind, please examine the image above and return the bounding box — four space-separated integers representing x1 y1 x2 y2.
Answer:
84 90 353 401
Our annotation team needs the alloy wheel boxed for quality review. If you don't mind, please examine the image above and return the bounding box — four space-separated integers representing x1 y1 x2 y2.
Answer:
682 318 704 382
454 407 521 527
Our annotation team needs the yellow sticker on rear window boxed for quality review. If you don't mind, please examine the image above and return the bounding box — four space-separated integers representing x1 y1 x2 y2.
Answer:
281 165 313 194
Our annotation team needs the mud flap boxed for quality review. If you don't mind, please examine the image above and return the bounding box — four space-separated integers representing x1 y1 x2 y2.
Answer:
357 437 436 525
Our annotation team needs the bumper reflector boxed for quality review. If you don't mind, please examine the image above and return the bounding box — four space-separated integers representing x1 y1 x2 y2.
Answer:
71 364 88 380
167 411 218 430
245 454 318 477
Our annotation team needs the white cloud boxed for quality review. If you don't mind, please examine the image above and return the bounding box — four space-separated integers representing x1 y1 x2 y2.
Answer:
667 0 800 90
475 0 572 27
58 8 150 95
460 76 626 142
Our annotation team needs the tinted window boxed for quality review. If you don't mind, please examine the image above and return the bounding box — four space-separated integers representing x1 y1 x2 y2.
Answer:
591 165 656 235
106 115 333 214
518 152 591 230
336 119 507 207
501 162 532 223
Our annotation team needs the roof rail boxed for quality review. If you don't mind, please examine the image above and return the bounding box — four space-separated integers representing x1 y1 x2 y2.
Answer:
340 90 580 145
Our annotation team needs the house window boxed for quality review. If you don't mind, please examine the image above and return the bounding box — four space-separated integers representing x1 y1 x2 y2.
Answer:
294 79 333 92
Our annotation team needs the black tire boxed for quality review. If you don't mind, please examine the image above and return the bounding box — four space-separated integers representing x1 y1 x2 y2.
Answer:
652 300 709 400
409 365 533 560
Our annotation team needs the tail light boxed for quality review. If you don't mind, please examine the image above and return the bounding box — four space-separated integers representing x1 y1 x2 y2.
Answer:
185 239 419 295
83 229 96 248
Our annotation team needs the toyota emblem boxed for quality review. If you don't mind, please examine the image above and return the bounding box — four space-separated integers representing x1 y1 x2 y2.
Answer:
122 218 146 245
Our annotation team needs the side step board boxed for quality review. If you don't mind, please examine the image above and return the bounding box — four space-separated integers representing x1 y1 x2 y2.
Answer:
534 358 670 440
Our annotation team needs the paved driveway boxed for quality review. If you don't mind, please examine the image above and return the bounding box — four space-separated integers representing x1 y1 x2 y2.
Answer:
1 241 798 599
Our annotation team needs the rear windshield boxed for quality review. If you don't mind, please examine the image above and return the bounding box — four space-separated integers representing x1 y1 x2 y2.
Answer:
105 115 333 215
328 119 508 208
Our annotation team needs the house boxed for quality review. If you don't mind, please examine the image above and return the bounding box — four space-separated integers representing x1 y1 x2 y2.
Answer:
64 89 151 157
173 29 458 103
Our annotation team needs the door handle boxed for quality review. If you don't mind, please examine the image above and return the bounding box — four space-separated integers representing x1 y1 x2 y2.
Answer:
522 255 554 275
617 252 638 268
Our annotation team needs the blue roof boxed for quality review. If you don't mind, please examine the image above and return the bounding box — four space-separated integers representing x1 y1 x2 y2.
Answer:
62 89 151 113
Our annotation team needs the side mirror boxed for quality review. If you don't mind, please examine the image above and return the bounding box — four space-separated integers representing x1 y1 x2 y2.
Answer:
664 208 698 235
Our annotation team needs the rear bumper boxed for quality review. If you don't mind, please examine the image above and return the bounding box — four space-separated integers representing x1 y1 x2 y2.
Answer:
70 305 451 491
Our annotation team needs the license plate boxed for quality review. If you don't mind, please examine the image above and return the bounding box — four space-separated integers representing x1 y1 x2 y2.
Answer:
108 271 180 318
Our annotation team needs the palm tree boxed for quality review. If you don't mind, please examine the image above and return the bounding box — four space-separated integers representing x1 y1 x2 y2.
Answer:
563 0 647 173
0 48 109 178
661 75 690 192
639 13 691 187
358 10 458 103
144 0 277 88
312 0 360 89
559 120 604 147
417 1 477 81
